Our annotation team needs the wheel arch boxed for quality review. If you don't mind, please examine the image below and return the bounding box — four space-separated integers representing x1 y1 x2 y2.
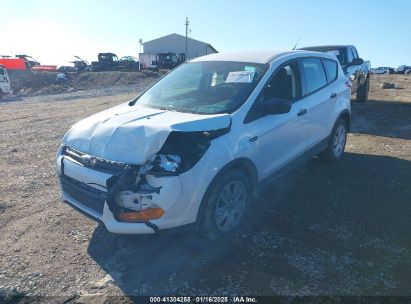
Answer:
337 110 351 132
195 157 258 223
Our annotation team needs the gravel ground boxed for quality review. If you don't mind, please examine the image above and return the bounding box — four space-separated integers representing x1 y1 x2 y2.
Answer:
0 74 410 303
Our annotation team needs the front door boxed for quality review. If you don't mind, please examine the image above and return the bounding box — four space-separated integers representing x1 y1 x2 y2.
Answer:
245 61 309 180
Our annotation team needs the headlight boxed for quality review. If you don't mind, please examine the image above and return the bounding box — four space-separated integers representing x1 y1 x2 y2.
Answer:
157 154 181 172
146 128 229 176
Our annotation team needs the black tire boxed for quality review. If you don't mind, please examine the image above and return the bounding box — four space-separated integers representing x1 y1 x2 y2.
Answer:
0 89 3 99
356 78 369 103
199 169 251 240
321 118 348 162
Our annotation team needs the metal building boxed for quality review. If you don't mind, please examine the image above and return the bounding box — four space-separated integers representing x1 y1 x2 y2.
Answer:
142 33 218 59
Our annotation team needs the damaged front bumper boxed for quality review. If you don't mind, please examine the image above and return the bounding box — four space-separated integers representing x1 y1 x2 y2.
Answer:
60 190 159 234
57 147 184 234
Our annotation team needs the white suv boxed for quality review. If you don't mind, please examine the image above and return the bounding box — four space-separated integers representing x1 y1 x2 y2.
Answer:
56 50 351 238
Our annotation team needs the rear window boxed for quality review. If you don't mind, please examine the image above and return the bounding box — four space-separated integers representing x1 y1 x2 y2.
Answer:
322 59 338 83
301 58 327 95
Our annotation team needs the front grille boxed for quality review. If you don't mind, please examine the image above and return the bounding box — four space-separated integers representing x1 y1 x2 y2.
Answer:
60 175 106 215
62 146 128 174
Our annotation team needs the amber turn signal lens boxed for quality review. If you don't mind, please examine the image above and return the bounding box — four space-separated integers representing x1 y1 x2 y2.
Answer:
116 208 165 222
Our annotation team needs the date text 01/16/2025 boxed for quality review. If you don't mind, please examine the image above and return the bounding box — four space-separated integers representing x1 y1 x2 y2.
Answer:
149 296 258 303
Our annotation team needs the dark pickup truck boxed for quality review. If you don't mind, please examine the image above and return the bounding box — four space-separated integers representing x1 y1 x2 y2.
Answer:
299 45 371 102
91 53 140 72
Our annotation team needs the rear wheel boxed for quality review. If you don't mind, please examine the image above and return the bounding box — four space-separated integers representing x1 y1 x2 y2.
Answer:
199 169 251 240
321 118 347 162
0 89 3 99
356 78 369 103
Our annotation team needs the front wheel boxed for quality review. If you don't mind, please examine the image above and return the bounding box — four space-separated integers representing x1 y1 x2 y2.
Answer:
321 118 348 162
199 169 251 240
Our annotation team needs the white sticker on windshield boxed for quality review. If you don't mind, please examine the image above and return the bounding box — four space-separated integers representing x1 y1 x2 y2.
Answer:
226 71 254 83
327 50 339 56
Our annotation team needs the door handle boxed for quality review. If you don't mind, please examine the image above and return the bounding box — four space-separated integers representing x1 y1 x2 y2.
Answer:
297 109 307 116
330 93 337 99
249 136 258 143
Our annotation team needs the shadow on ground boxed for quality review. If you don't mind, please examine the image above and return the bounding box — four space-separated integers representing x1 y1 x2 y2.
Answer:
87 153 411 296
0 95 24 103
351 99 411 140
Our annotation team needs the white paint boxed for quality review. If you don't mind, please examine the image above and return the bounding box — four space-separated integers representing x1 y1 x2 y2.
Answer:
63 104 231 164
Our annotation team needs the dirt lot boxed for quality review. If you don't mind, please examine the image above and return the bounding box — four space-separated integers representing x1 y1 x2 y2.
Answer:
8 70 165 96
0 74 410 303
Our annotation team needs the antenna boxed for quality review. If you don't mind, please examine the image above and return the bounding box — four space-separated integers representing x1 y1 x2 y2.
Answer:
292 36 301 50
185 17 190 58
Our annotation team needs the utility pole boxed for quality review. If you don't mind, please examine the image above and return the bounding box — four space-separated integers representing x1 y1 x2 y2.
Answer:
185 17 190 59
138 38 143 71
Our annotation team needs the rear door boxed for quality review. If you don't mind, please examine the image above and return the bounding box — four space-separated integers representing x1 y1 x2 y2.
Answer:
298 57 335 147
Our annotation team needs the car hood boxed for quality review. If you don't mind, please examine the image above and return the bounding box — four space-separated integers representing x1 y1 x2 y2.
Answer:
63 103 231 164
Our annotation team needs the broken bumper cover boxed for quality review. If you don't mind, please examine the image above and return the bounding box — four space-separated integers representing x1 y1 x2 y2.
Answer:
61 191 158 234
57 153 185 234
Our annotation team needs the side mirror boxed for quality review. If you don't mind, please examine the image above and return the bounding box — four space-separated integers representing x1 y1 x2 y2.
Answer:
263 98 292 115
351 58 364 66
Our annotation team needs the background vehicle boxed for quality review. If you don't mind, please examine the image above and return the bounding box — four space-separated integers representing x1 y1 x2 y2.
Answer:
0 65 11 99
371 67 394 74
72 56 92 72
30 65 58 72
119 56 140 71
57 50 351 238
152 52 185 69
91 53 140 72
0 55 57 71
91 53 120 72
0 56 27 70
395 65 411 74
139 52 185 70
15 55 40 69
299 45 371 102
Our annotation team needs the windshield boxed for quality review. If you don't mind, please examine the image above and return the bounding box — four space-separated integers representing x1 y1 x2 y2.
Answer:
134 61 268 114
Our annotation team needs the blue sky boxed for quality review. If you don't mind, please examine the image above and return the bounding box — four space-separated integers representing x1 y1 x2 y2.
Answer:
1 0 410 67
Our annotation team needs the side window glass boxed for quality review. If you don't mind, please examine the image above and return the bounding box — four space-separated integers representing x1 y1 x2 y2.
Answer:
263 63 299 102
244 62 299 123
347 48 354 63
322 59 338 83
352 48 358 59
301 58 327 95
336 48 347 66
